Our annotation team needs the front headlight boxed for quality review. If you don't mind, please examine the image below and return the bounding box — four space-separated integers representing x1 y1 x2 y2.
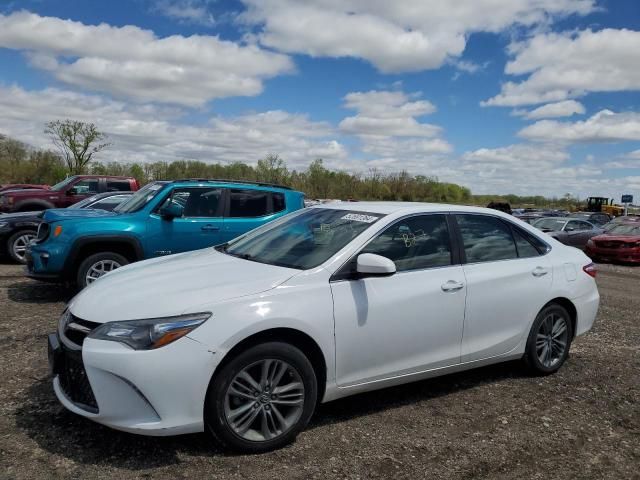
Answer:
88 312 211 350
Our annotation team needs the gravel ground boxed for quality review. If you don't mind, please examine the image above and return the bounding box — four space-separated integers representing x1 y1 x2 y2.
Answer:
0 261 638 480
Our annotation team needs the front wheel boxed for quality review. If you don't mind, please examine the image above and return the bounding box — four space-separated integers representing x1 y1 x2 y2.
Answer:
523 304 573 375
205 342 318 453
7 229 37 264
76 252 128 288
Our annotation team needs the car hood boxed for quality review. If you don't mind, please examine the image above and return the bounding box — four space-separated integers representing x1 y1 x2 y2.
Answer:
591 234 640 242
0 188 50 197
0 211 42 220
68 248 300 323
43 208 117 222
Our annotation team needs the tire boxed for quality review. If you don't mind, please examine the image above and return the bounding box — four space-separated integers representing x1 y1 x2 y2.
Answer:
7 229 37 264
523 304 573 375
205 342 318 453
76 252 128 289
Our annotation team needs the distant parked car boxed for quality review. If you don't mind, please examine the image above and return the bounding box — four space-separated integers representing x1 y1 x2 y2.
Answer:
532 217 604 250
603 215 640 232
26 179 305 288
586 222 640 264
487 201 512 215
0 175 139 213
0 191 133 264
0 183 50 193
569 212 611 226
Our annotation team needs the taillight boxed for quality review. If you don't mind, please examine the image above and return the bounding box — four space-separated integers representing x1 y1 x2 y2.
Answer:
583 263 597 278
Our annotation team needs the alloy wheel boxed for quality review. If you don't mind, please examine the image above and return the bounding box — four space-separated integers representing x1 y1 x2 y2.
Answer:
85 259 122 284
536 313 569 368
224 359 305 442
12 233 36 262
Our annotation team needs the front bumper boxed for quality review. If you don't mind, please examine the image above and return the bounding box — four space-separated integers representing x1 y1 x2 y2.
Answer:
49 330 219 436
25 244 66 281
586 245 640 263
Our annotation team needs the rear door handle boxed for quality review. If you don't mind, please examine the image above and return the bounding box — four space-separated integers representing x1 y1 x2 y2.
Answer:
441 280 464 292
201 224 220 232
532 267 548 277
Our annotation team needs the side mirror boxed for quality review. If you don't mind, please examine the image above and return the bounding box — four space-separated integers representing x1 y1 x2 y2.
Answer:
356 253 396 277
66 187 78 196
159 203 183 220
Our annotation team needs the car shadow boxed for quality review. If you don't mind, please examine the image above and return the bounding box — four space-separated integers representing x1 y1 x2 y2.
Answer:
6 281 74 304
14 361 524 469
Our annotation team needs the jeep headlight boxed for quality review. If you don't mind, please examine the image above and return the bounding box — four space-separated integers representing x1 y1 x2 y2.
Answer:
88 312 211 350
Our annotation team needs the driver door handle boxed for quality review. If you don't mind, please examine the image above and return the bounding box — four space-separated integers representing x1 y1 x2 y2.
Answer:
441 280 464 292
532 266 548 277
201 224 220 232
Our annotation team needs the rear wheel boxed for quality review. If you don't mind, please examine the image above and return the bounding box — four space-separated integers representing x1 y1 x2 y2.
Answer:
7 229 37 264
523 304 573 375
76 252 128 288
205 342 317 453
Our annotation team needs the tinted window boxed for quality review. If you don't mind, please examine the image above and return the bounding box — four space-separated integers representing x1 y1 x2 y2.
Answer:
457 214 517 263
512 228 541 258
73 179 99 194
106 180 131 192
229 189 269 217
566 220 591 232
272 192 286 213
159 188 222 217
362 215 452 271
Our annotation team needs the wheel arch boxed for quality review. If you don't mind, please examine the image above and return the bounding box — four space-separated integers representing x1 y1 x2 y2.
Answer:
65 235 144 277
15 200 54 212
543 297 578 339
210 327 328 404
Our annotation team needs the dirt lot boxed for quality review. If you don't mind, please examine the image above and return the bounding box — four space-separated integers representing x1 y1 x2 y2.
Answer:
0 261 638 480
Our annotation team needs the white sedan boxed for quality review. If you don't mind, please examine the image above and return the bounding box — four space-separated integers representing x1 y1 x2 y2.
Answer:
48 203 599 452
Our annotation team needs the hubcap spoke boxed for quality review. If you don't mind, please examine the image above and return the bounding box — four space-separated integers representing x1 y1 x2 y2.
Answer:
537 314 568 368
224 358 305 442
86 260 121 284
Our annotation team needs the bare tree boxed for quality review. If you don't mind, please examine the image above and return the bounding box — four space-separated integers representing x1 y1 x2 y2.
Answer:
45 120 110 174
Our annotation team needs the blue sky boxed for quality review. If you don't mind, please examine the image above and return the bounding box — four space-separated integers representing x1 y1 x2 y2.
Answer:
1 0 639 199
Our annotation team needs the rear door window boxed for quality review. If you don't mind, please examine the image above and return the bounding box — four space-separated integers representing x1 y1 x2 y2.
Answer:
456 214 518 263
158 188 223 218
106 180 132 191
229 189 270 217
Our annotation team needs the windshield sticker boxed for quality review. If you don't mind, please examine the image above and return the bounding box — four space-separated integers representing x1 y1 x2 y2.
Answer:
341 213 379 223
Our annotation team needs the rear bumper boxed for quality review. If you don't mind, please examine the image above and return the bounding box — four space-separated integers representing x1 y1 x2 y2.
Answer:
573 286 600 337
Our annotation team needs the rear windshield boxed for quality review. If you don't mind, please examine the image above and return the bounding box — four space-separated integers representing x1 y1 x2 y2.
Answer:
607 224 640 236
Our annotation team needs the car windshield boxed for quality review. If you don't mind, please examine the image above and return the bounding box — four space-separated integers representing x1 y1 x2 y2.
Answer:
223 208 385 270
50 176 77 192
70 194 102 209
113 182 167 213
533 218 566 232
607 224 640 236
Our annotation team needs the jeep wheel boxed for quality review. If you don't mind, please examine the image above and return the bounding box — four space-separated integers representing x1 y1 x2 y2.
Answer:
77 252 129 288
7 229 37 264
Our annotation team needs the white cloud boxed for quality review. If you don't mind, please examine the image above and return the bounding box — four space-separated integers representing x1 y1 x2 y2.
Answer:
0 85 346 168
518 100 586 119
338 90 452 171
604 150 640 169
153 0 216 26
239 0 594 73
484 28 640 107
0 10 293 106
519 110 640 143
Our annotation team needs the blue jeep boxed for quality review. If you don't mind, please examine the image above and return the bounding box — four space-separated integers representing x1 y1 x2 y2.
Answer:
26 179 305 288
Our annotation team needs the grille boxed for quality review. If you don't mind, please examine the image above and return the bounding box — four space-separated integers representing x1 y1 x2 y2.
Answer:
64 314 101 347
35 222 50 243
595 241 628 249
58 349 98 412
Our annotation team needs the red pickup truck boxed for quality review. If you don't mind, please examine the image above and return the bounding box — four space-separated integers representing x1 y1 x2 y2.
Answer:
0 184 50 193
0 175 139 213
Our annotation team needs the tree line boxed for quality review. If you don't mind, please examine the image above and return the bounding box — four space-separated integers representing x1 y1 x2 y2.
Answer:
0 125 582 208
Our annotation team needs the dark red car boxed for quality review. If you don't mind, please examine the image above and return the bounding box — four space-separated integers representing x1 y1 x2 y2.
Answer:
586 222 640 264
0 175 139 213
0 184 50 193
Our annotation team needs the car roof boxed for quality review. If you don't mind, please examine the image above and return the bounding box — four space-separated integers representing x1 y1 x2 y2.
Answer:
170 179 300 193
310 201 514 216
